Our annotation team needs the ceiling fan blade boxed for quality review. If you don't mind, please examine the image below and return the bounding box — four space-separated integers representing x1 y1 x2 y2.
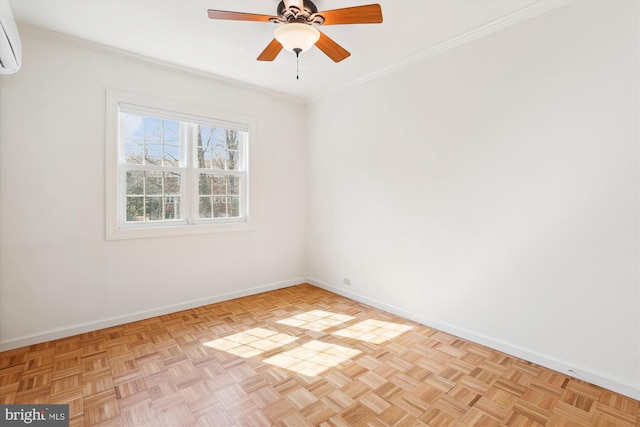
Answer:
318 4 382 25
315 31 350 63
257 39 283 61
207 9 277 22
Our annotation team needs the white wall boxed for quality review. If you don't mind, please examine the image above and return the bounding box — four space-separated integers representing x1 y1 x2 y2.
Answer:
1 0 638 400
307 1 639 398
0 31 307 348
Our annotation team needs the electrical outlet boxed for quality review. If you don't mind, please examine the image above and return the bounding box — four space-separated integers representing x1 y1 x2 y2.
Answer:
343 278 351 286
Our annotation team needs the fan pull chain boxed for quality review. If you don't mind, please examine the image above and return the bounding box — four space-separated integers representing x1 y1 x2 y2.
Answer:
294 48 302 80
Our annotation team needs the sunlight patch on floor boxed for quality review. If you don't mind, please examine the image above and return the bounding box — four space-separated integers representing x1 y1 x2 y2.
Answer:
264 340 361 376
277 310 355 331
332 319 413 344
204 314 411 376
204 328 298 358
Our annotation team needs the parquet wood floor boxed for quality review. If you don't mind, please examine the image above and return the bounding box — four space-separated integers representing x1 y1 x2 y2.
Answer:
1 284 638 426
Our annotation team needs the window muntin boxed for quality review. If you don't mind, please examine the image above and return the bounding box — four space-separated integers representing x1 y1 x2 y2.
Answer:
123 115 181 166
198 174 241 219
115 103 249 233
125 170 182 222
196 126 242 171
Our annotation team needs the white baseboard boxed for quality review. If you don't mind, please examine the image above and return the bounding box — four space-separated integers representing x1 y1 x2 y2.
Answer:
307 278 640 401
3 277 637 400
0 278 304 352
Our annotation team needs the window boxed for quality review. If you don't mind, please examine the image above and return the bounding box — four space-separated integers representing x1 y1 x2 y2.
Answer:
106 91 253 239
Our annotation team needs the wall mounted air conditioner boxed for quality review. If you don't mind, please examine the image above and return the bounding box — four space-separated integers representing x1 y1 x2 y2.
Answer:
0 0 21 74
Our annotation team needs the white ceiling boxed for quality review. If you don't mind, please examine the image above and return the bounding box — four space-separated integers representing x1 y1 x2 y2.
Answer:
11 0 559 101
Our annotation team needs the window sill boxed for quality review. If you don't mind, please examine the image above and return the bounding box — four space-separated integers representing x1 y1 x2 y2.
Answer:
106 221 254 240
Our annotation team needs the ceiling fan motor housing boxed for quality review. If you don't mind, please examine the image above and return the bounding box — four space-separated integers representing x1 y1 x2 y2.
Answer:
276 0 325 24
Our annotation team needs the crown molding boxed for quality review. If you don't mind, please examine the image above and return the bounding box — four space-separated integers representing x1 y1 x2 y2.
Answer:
15 0 572 107
16 22 306 106
305 0 573 104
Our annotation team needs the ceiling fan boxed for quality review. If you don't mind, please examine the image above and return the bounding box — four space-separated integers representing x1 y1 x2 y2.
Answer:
207 0 383 63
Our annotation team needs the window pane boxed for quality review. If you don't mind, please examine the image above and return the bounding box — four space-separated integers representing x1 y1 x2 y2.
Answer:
227 149 240 171
197 173 241 220
164 142 180 167
197 126 227 169
124 170 182 222
228 196 240 217
145 171 163 195
121 113 181 166
126 196 144 221
226 129 240 170
199 196 213 218
166 172 181 195
122 113 145 165
199 174 212 196
125 145 143 165
229 176 240 196
209 195 241 218
213 176 227 195
197 126 213 169
126 170 144 195
145 143 163 166
164 196 180 220
196 126 244 171
146 196 163 220
213 196 227 218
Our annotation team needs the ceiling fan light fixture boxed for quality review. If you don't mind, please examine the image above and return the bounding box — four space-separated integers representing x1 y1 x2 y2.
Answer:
274 23 320 53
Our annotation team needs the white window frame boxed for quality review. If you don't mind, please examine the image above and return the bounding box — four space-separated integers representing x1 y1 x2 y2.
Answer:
106 90 255 240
